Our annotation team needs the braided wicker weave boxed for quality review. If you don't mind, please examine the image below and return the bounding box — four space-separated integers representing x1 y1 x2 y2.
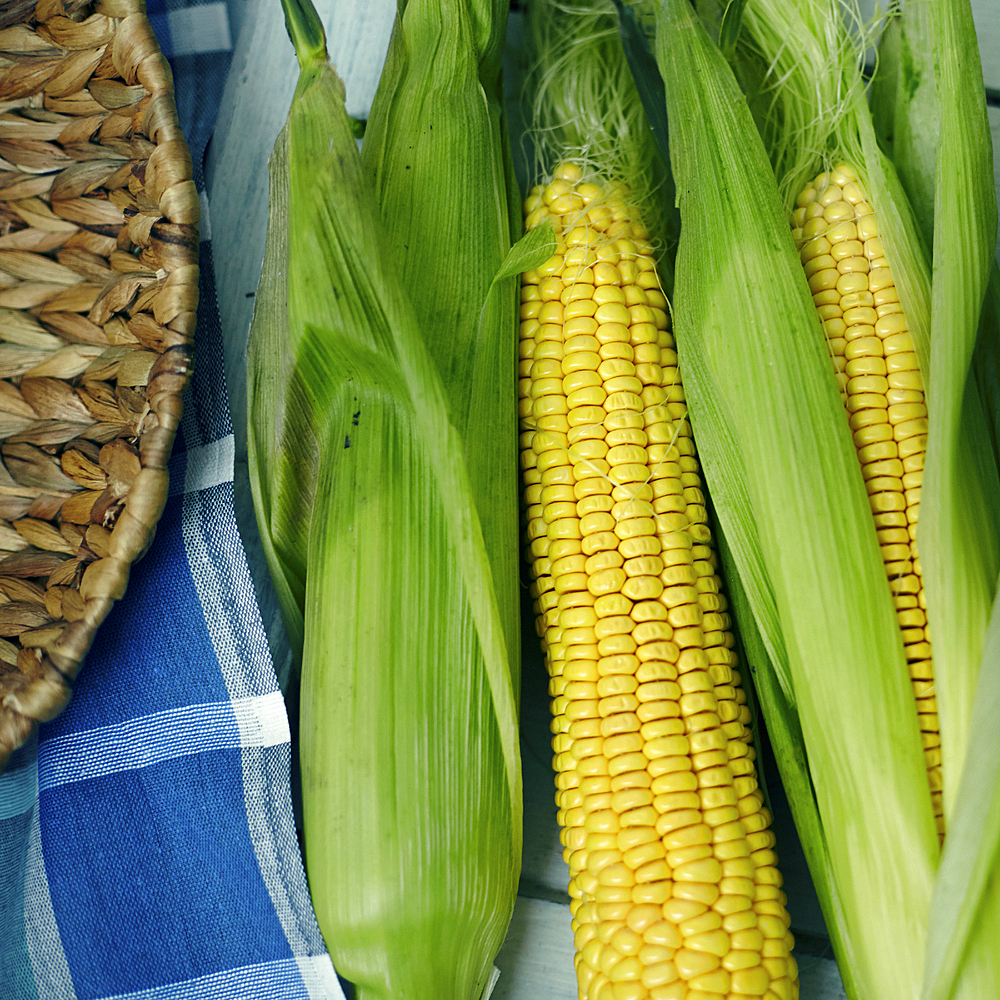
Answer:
0 0 197 771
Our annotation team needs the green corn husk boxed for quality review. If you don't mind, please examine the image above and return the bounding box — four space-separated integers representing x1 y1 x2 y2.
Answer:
245 1 554 996
654 1 1000 998
865 5 1000 998
360 0 523 666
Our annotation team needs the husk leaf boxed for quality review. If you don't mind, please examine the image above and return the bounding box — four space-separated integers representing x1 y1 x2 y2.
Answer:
359 0 522 695
897 0 1000 827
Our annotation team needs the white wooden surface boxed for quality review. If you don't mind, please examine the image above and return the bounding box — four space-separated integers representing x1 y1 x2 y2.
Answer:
206 2 1000 998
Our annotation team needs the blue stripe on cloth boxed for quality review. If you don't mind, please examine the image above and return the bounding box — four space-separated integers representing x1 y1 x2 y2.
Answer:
168 440 191 495
39 751 295 1000
165 53 231 191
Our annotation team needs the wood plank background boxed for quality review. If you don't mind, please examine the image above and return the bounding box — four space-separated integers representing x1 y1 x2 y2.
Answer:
206 4 1000 998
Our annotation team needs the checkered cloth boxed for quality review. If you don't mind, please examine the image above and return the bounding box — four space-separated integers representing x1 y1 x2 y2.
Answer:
0 3 346 997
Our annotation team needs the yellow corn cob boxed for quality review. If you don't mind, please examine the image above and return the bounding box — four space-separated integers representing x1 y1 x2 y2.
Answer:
791 165 943 840
519 161 799 1000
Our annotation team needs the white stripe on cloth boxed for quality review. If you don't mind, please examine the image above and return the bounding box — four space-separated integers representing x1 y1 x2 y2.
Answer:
36 694 290 790
23 805 78 1000
95 957 340 1000
233 691 292 746
241 745 336 990
173 434 235 496
180 481 271 704
293 956 346 1000
166 3 232 57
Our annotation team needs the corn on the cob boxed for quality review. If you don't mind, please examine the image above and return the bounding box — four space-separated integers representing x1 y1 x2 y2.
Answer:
791 164 943 839
519 161 798 1000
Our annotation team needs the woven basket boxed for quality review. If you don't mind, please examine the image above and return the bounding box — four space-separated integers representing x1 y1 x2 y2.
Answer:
0 0 197 771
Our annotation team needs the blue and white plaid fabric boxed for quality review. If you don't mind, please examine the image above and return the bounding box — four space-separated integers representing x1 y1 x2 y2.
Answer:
0 3 346 997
